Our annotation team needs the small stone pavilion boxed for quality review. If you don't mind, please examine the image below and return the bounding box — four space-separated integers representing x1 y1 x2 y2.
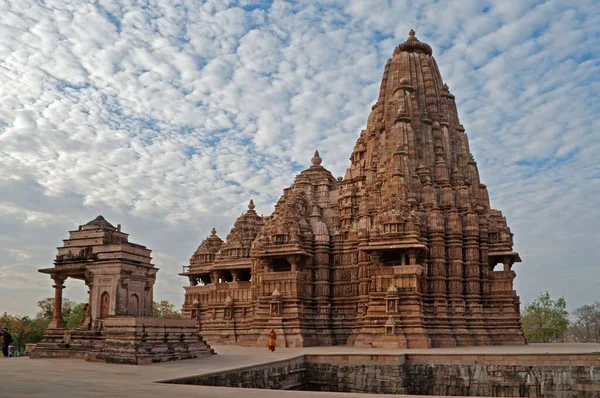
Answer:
32 216 214 364
181 31 527 349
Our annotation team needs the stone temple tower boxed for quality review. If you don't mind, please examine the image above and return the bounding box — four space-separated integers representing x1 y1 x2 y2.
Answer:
340 30 524 347
182 30 526 348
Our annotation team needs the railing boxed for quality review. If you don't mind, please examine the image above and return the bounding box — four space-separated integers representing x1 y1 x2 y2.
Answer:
262 271 304 281
371 267 395 276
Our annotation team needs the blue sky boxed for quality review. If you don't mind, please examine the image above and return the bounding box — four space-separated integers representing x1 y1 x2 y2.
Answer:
0 0 599 316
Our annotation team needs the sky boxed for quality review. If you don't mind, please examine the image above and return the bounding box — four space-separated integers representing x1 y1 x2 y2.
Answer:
0 0 599 317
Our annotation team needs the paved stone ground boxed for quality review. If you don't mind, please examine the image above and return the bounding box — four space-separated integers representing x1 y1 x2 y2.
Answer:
1 343 599 398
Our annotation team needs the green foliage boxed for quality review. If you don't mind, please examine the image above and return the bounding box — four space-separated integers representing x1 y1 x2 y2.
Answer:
0 298 88 355
65 303 87 329
0 312 49 355
36 297 76 321
521 292 569 343
152 300 182 319
568 301 600 342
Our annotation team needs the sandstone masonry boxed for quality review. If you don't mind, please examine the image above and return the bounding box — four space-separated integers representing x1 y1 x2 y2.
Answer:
32 216 214 364
181 30 526 348
163 353 600 397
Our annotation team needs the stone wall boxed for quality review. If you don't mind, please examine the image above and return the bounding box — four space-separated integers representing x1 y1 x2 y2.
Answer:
97 317 214 364
304 354 407 394
31 317 215 365
406 353 600 397
165 356 306 390
161 353 600 397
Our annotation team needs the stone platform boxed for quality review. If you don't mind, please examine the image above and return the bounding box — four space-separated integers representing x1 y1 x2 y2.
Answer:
2 344 600 397
30 317 215 364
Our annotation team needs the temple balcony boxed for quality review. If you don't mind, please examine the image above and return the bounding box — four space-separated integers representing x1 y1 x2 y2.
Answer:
183 282 253 313
489 270 516 295
257 271 308 298
184 281 252 294
488 251 521 271
370 264 425 293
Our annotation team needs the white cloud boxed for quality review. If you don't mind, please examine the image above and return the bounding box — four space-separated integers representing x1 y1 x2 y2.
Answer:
0 0 598 315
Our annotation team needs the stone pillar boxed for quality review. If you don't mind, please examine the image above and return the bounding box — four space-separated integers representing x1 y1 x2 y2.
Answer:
371 252 382 270
288 256 297 272
463 209 489 344
503 257 512 272
49 277 66 329
231 270 239 282
313 239 332 345
428 206 455 347
85 279 93 320
85 280 93 306
446 208 468 344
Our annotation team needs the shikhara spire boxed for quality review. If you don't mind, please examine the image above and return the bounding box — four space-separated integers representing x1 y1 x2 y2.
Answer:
181 31 525 348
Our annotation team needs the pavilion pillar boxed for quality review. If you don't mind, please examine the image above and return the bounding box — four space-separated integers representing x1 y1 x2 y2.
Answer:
86 280 93 309
289 257 297 272
231 270 239 282
49 277 66 329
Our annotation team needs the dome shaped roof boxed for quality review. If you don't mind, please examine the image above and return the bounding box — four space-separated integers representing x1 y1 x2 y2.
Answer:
190 228 224 265
394 30 432 56
217 200 264 260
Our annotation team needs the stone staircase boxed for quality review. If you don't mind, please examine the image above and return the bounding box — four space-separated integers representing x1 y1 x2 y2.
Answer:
30 328 105 360
31 317 216 364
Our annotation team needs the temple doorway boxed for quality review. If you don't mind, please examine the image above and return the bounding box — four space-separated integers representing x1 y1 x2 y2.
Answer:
100 292 110 318
129 294 139 316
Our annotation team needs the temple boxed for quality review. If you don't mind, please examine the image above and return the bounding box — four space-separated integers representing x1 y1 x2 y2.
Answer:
180 30 526 348
32 216 214 364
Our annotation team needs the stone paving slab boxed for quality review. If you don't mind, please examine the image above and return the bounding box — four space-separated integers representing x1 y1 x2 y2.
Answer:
1 343 599 398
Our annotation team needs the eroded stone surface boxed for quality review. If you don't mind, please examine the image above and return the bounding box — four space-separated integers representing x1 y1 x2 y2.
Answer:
8 344 600 397
182 31 526 349
163 350 600 397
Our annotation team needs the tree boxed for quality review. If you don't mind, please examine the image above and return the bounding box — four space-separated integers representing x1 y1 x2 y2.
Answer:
568 301 600 343
0 313 49 355
521 292 569 343
0 296 85 355
65 303 86 329
153 301 182 319
36 297 76 321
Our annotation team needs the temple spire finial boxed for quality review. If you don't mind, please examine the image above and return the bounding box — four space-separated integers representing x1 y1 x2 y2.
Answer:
211 227 217 235
311 150 323 166
248 199 255 211
395 28 432 56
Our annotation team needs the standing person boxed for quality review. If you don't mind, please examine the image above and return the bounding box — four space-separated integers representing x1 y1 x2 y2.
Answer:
1 329 12 358
267 329 277 352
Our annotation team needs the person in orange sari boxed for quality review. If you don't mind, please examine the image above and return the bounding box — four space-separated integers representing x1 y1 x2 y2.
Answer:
267 329 277 352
